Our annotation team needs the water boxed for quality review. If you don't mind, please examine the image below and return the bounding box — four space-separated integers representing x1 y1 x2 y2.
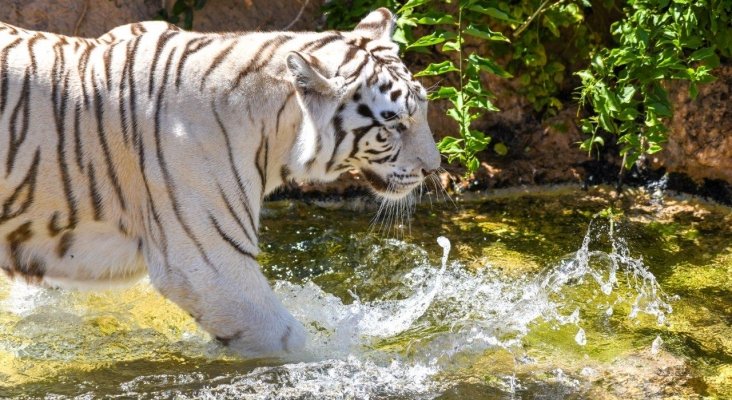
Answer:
1 186 731 398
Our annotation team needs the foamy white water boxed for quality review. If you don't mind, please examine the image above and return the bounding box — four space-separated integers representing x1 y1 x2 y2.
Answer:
1 222 675 398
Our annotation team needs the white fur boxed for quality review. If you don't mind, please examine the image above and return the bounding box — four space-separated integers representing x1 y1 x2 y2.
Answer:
0 9 440 357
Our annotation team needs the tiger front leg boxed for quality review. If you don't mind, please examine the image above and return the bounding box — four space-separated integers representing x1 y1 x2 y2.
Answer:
144 241 307 357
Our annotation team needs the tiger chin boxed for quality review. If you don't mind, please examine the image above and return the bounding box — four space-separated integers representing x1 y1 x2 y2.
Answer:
0 8 440 357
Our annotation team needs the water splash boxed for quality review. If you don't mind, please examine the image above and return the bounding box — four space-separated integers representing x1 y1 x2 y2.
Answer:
651 335 663 355
1 220 675 398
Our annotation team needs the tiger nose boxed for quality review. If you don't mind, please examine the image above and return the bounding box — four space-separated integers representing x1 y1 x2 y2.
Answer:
418 156 440 176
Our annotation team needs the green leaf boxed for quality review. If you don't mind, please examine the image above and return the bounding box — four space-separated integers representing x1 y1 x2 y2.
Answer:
467 5 520 24
446 107 462 122
398 0 429 13
442 41 461 52
429 86 458 100
416 14 455 25
467 157 480 173
172 0 188 15
407 31 455 49
467 54 512 78
619 86 636 103
646 101 672 117
414 61 460 77
617 107 639 121
464 24 510 42
493 142 508 156
598 112 616 133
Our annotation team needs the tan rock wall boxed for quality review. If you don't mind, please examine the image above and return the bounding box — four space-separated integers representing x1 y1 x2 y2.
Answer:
654 65 732 184
0 0 323 36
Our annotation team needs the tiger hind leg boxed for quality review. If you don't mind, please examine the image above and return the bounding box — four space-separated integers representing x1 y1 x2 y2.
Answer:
1 220 147 290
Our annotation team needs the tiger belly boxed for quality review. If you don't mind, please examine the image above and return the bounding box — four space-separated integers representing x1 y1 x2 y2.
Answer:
0 219 147 289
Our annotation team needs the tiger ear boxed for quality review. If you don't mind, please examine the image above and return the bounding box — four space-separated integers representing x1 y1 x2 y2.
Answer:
286 52 344 97
354 8 396 41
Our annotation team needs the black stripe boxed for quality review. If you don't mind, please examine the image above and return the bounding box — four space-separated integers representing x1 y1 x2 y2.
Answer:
296 33 342 53
255 134 266 187
118 41 131 146
51 42 78 233
200 39 238 90
0 38 23 114
72 101 84 171
390 89 402 102
102 45 113 91
26 33 43 75
153 46 216 269
357 104 374 119
6 68 32 177
212 104 259 234
148 30 178 98
91 65 127 210
388 147 400 162
127 37 143 152
345 54 370 84
217 183 255 244
230 35 295 91
175 37 214 89
87 162 103 220
77 44 93 109
274 92 294 136
0 149 40 225
56 231 74 257
209 213 256 260
336 45 359 76
326 112 348 172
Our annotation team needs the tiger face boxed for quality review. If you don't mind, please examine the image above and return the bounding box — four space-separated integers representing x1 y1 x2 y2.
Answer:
286 8 441 200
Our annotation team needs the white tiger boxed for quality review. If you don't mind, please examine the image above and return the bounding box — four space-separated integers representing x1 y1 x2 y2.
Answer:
0 8 440 356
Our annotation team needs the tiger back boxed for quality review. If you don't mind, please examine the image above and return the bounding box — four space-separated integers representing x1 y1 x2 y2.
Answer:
0 9 440 356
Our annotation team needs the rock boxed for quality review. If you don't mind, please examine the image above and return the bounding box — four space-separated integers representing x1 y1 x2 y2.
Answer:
0 0 324 36
654 64 732 184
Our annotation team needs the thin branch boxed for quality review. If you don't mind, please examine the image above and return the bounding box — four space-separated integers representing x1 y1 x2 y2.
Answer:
513 0 551 38
283 0 310 31
73 0 90 36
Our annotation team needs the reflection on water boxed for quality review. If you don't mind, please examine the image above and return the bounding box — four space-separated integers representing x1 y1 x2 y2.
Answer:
1 187 731 398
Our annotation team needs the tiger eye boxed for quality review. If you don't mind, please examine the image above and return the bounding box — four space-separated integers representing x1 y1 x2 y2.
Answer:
380 110 397 120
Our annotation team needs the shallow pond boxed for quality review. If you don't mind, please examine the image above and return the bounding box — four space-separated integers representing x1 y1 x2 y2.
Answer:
1 186 731 399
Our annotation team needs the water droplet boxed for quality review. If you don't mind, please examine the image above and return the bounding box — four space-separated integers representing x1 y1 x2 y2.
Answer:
575 328 586 346
651 335 663 355
605 306 613 316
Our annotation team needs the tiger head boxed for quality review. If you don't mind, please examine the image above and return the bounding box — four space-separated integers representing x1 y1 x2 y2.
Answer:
286 8 441 200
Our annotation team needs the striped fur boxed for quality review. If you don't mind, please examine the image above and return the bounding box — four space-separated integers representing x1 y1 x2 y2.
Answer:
0 8 439 356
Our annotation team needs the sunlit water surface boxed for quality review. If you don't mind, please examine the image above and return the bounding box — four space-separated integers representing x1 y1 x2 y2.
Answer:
1 186 731 399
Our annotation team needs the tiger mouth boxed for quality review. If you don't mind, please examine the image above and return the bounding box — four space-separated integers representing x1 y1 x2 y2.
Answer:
361 168 421 197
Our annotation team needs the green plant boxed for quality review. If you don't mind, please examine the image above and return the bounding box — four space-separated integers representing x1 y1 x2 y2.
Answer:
322 0 402 30
157 0 208 30
497 0 603 114
397 0 515 173
577 0 731 169
322 1 612 174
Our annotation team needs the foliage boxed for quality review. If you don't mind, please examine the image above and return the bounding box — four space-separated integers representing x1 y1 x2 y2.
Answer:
324 1 609 174
493 0 605 114
157 0 208 30
397 0 515 173
577 0 731 169
322 0 402 30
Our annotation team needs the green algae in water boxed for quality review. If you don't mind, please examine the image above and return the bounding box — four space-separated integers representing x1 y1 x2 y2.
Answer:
0 187 731 398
